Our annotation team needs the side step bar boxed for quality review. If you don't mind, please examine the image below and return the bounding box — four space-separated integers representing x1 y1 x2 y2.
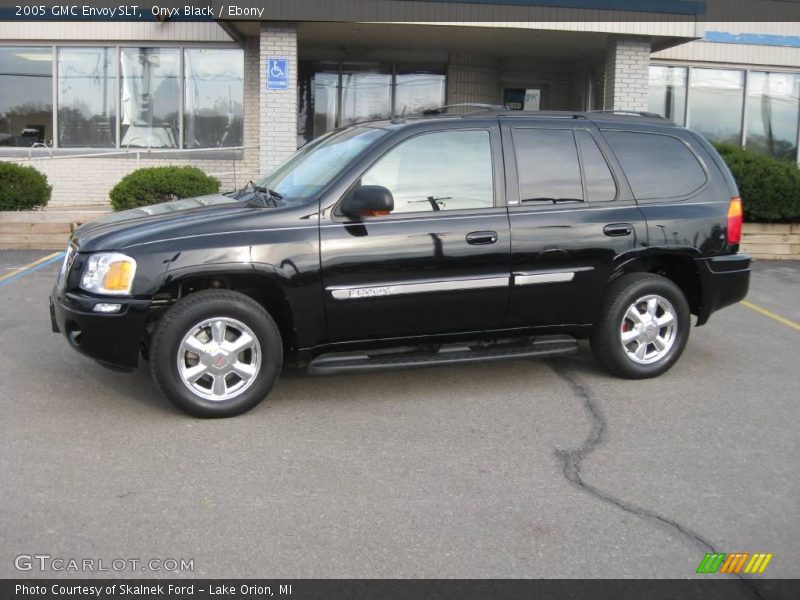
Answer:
308 335 577 375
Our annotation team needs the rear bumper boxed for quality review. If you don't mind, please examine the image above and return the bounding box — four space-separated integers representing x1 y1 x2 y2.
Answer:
50 286 151 370
695 254 751 326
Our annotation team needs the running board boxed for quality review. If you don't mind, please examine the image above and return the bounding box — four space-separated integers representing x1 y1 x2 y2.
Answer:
307 335 577 375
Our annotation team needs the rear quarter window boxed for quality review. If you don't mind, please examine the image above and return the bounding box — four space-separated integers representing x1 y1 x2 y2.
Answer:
603 130 707 200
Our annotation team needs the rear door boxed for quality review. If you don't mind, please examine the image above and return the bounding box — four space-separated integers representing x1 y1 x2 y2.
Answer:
502 119 648 328
320 121 512 342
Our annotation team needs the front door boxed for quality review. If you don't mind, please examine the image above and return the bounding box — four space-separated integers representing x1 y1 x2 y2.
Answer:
320 123 511 343
501 121 649 328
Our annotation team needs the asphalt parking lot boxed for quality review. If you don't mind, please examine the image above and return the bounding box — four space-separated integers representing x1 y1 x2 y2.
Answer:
0 251 798 583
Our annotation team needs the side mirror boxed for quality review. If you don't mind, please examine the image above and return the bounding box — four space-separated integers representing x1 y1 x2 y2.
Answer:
341 185 394 217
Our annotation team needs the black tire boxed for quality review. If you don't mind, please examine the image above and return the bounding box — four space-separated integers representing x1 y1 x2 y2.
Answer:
590 273 690 379
149 290 282 418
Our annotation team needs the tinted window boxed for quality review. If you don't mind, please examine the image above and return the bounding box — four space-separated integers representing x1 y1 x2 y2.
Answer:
512 128 582 202
576 130 617 202
0 47 53 147
362 129 493 214
603 130 707 199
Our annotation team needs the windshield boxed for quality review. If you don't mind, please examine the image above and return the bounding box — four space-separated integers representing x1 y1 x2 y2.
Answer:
255 126 388 201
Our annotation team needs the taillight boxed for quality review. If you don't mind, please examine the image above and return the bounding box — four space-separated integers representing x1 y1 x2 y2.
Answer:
727 197 743 245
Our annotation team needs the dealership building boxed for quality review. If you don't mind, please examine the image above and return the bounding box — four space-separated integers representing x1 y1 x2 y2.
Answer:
1 0 799 216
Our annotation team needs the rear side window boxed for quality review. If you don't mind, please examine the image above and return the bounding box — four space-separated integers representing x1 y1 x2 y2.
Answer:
512 128 583 202
603 130 707 200
576 130 617 202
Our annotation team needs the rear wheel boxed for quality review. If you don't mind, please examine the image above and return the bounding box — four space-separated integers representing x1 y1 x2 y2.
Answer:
150 290 282 417
590 273 690 379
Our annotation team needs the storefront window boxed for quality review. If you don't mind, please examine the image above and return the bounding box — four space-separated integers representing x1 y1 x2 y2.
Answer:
120 48 180 148
648 65 687 125
57 48 116 147
184 49 244 148
340 64 392 127
0 47 53 147
394 66 446 115
746 71 800 162
688 68 745 146
298 61 446 145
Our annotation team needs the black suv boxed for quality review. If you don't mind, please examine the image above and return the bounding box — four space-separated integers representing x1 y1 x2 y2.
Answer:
50 108 750 417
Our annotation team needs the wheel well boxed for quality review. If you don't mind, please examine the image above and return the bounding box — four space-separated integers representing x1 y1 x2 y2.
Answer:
147 273 296 356
614 255 702 316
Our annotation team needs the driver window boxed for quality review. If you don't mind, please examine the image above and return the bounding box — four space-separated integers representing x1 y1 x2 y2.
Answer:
361 129 494 214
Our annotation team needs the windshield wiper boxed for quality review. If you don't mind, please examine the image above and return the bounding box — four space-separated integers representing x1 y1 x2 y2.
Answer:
250 182 283 199
227 181 283 206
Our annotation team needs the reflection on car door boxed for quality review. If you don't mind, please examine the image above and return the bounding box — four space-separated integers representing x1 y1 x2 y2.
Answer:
320 123 512 342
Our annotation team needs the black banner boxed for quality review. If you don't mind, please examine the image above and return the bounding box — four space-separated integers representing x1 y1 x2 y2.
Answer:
2 580 800 600
0 0 799 22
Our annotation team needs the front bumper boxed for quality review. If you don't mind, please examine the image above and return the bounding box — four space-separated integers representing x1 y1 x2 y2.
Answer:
50 286 151 369
695 253 751 326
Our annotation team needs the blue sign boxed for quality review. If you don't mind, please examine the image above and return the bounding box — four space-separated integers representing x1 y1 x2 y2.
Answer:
267 58 289 90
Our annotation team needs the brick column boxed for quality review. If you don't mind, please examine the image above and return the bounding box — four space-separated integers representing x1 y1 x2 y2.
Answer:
603 36 651 112
259 23 298 175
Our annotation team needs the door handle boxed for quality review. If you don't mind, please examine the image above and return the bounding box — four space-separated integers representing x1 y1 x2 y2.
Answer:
603 223 633 237
466 231 499 245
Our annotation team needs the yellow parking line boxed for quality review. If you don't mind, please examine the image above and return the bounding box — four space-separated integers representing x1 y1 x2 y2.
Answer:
0 252 63 284
741 300 800 332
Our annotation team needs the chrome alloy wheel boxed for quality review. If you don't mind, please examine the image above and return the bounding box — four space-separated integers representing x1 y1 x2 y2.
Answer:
619 294 678 365
177 317 262 402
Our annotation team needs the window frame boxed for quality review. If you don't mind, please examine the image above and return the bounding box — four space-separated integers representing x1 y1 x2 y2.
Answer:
504 124 621 210
574 128 620 203
332 125 503 223
0 41 243 155
601 128 710 204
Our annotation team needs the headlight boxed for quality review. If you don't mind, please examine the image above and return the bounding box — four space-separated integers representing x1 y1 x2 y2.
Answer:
80 253 137 296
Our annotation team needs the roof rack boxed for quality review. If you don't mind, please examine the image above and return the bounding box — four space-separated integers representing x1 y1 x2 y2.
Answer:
588 110 666 119
421 103 506 116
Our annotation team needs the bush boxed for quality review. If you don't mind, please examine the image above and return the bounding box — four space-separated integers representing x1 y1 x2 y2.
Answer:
109 166 220 211
714 144 800 223
0 162 51 211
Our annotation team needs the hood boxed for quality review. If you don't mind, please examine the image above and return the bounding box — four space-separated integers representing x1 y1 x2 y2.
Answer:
73 194 280 253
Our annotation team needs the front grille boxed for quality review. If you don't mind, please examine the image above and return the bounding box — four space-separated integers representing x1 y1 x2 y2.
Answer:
57 243 77 291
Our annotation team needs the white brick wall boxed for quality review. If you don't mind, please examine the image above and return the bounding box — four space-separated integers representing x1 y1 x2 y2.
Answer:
603 36 651 112
447 54 501 106
0 154 256 208
0 38 261 209
259 23 299 175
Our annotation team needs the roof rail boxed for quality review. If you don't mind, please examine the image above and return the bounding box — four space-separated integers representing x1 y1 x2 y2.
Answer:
588 110 666 119
422 103 506 116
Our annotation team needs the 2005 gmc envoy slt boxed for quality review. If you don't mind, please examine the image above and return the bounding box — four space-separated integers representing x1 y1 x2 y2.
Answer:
50 106 751 417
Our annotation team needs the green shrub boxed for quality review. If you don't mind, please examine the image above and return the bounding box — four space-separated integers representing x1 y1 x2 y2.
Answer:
109 166 220 211
0 162 51 211
714 144 800 223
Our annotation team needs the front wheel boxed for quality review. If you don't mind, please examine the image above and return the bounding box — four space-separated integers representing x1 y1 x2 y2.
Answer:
590 273 690 379
150 290 282 418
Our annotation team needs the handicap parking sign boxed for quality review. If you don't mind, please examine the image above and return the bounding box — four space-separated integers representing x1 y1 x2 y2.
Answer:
267 58 288 90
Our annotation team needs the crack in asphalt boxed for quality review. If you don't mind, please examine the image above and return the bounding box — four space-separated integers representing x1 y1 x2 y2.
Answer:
548 359 767 600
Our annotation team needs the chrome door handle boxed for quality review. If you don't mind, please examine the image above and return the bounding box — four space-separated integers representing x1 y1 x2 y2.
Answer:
603 223 633 237
466 231 499 245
